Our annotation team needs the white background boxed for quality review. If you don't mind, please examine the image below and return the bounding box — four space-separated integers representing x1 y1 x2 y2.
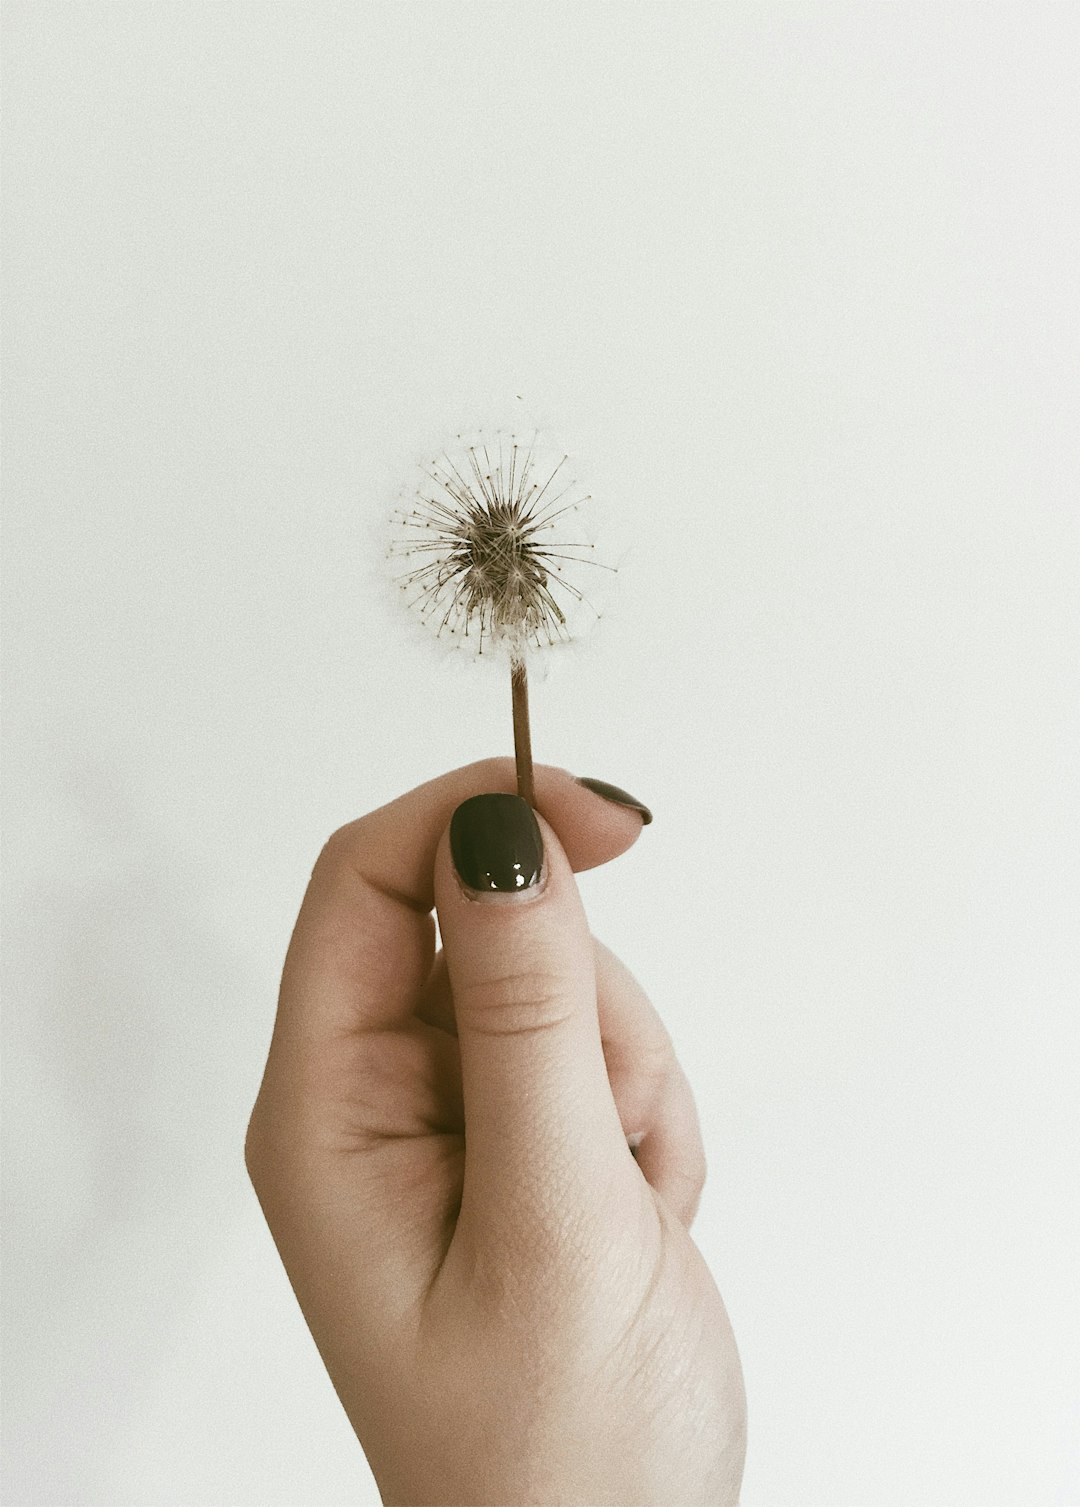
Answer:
3 4 1078 1504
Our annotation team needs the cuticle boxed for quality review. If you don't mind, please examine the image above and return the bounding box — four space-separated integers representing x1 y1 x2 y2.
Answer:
456 861 549 905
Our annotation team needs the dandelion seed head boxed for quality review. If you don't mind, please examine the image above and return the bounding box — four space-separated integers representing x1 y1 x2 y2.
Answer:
387 431 616 664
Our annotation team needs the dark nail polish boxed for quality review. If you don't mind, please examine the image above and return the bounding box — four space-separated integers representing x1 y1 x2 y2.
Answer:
450 793 544 894
576 777 653 826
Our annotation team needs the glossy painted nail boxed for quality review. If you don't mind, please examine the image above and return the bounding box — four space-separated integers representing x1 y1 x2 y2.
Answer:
576 776 653 825
450 793 545 895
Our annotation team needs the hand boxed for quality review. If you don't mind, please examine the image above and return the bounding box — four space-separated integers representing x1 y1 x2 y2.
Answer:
245 759 746 1506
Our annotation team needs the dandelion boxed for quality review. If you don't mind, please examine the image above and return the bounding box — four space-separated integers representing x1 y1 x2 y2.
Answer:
388 431 615 805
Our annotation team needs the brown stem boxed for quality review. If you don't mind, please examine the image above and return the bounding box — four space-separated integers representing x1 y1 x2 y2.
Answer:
511 657 535 806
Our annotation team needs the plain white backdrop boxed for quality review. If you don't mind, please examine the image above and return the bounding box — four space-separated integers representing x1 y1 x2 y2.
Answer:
3 4 1078 1504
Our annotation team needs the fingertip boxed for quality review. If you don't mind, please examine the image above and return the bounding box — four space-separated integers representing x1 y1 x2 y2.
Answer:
531 766 650 871
573 776 653 827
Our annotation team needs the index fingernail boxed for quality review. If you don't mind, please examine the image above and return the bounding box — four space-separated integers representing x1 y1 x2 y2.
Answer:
575 777 653 825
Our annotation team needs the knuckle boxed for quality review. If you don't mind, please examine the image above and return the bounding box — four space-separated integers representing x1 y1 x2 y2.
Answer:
243 1100 274 1188
684 1150 708 1197
671 1145 708 1224
312 821 360 881
635 1032 678 1084
470 755 517 788
459 965 578 1038
243 1088 309 1190
682 1167 707 1226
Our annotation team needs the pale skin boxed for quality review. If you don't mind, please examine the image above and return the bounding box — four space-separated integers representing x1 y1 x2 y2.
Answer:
245 758 747 1506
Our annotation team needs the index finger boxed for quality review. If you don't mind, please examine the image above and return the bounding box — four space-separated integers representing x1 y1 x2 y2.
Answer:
271 758 648 1053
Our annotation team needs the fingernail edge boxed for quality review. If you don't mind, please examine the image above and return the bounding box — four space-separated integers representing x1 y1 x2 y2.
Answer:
575 776 653 825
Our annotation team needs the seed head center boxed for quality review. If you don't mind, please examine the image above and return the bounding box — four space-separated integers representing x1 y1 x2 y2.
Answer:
459 504 549 629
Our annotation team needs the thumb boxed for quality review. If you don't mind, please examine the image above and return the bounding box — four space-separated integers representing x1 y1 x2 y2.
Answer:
434 793 634 1238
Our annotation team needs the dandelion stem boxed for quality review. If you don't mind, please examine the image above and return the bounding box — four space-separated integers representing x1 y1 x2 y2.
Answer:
511 657 535 806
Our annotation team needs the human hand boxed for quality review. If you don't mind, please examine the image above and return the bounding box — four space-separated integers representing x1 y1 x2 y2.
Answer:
245 759 746 1506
